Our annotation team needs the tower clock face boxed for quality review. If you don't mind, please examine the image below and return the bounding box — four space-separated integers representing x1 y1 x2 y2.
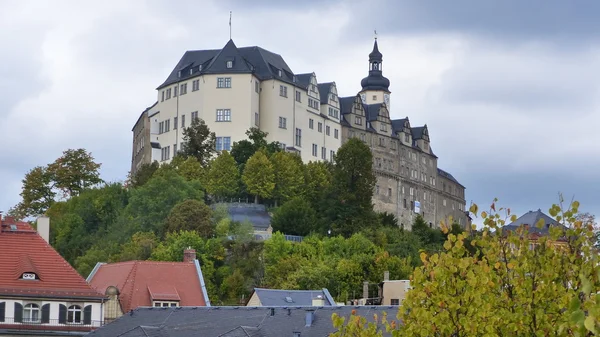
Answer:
384 94 390 106
360 93 366 103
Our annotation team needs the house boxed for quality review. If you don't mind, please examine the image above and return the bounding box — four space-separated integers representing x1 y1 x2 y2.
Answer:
0 216 105 336
246 288 336 307
503 209 568 247
86 248 210 323
88 306 399 337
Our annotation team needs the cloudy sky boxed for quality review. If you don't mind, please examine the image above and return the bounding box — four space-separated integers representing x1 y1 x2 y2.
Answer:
1 0 598 221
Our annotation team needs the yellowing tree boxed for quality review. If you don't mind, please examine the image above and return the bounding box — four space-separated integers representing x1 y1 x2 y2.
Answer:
332 199 600 336
242 149 275 204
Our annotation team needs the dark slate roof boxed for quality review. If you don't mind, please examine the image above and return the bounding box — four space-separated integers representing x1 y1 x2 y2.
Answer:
317 82 333 104
89 306 398 337
132 101 158 131
295 73 313 89
364 103 383 122
391 118 407 133
339 96 357 115
252 288 336 306
158 40 299 89
213 203 272 230
503 209 565 235
411 126 426 140
437 168 465 189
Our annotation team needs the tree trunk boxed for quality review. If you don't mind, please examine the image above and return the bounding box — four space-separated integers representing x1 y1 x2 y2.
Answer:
254 195 258 204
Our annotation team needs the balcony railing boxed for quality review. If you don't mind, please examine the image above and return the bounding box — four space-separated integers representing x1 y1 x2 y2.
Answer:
0 318 102 332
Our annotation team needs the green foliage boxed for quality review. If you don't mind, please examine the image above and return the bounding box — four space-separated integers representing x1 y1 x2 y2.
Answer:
206 151 239 200
303 161 332 206
242 150 275 203
165 199 214 238
12 148 103 218
180 118 217 166
230 127 282 169
127 170 204 236
270 151 304 205
271 197 318 236
128 161 159 188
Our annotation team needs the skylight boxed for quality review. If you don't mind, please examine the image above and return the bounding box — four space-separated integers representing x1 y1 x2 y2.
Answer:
285 296 293 303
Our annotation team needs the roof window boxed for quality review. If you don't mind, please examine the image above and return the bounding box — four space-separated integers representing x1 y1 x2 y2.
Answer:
226 60 233 69
285 296 293 303
22 272 37 280
278 69 282 77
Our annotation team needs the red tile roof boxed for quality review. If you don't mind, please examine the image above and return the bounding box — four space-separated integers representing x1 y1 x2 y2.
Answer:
0 218 105 299
87 260 207 313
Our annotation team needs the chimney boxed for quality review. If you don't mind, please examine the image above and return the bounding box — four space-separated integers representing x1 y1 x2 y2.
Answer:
183 247 196 262
384 271 389 281
37 217 50 244
363 281 369 300
305 310 314 327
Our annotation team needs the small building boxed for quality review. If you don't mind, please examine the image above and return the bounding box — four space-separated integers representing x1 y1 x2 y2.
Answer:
379 280 411 306
246 288 336 307
503 209 568 247
0 216 105 336
86 248 210 323
88 306 399 337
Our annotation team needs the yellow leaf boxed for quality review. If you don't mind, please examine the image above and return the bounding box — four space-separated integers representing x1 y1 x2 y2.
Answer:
507 263 514 269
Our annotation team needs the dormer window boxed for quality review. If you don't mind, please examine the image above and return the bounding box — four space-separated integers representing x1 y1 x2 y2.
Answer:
177 70 182 78
226 60 233 69
22 272 37 280
199 65 202 71
189 69 193 75
278 69 282 77
153 301 179 307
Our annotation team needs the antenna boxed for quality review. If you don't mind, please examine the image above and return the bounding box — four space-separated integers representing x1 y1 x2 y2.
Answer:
229 11 232 40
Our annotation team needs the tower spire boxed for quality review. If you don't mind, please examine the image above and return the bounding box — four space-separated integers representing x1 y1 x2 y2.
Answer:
374 29 377 40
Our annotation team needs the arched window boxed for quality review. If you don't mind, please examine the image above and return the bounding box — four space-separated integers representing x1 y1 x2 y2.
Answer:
23 304 40 322
68 305 82 324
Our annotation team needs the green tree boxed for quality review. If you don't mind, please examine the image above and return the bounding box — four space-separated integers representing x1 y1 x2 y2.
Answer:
242 150 275 203
113 231 159 262
270 151 304 206
230 127 282 168
206 151 239 201
165 199 214 238
128 161 159 188
271 198 317 236
180 118 216 166
327 138 377 237
11 166 56 218
47 148 103 197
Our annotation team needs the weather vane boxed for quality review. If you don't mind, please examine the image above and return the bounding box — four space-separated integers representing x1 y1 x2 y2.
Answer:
374 29 377 40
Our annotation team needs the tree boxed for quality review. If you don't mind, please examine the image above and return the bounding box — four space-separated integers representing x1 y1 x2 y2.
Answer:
180 118 216 166
270 151 304 206
332 199 600 336
271 198 318 236
11 166 56 218
165 199 214 238
231 127 282 169
47 148 103 197
242 150 275 203
326 138 377 237
128 161 159 188
206 151 239 201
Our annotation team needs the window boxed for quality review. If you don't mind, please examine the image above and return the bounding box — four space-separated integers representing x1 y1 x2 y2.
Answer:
388 188 393 197
334 129 339 139
330 150 335 161
321 147 326 159
68 305 82 324
309 119 314 129
255 81 259 93
391 140 396 149
308 98 319 110
226 60 233 68
379 137 385 147
349 130 355 138
279 117 287 129
360 133 366 142
165 119 170 132
326 126 330 136
318 122 322 133
161 91 164 102
295 91 301 102
23 304 40 323
174 144 177 154
391 299 400 305
217 77 232 88
355 116 362 125
328 107 339 118
216 137 232 151
216 109 231 122
410 187 414 196
159 121 164 134
372 95 377 100
443 199 447 206
403 198 407 208
422 156 426 164
173 85 178 97
255 112 259 126
432 177 436 186
153 301 179 307
181 114 186 128
312 144 317 157
191 111 198 120
161 146 171 161
380 123 387 132
404 133 409 142
192 80 199 91
295 128 302 147
166 88 171 99
279 85 288 97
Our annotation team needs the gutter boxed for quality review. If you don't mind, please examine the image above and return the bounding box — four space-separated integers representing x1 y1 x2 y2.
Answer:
194 259 211 307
